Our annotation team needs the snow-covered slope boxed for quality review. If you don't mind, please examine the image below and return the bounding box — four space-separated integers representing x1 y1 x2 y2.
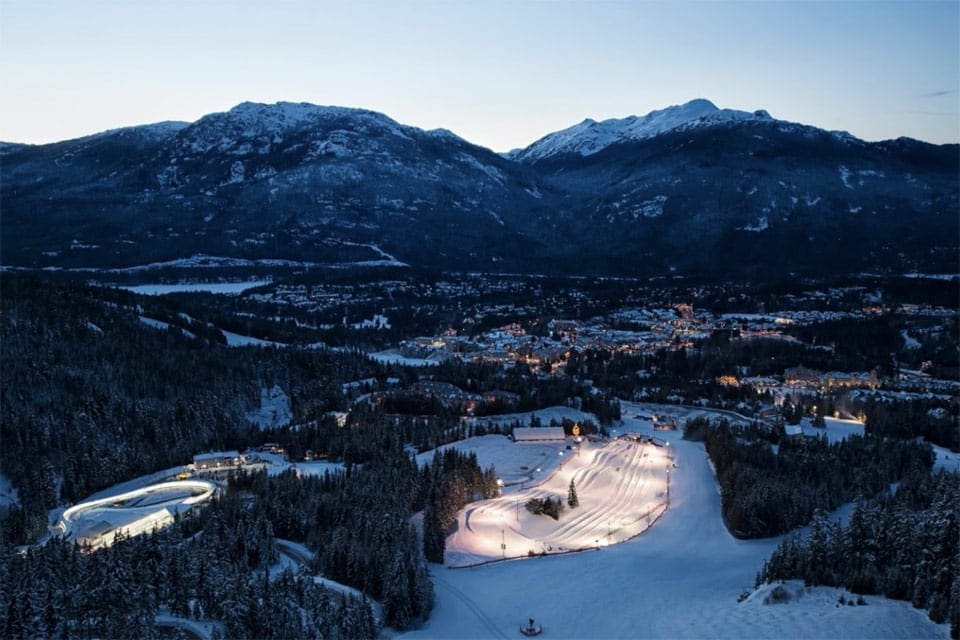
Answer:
400 403 950 639
507 99 772 162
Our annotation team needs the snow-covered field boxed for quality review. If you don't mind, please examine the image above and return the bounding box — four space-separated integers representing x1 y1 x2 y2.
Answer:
254 452 346 478
929 441 960 473
276 460 346 477
419 435 567 487
401 402 950 639
806 416 865 442
118 280 271 295
368 350 442 367
221 329 283 347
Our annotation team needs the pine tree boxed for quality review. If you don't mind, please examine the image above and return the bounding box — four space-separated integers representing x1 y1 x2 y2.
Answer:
422 504 446 564
383 555 412 629
567 478 579 508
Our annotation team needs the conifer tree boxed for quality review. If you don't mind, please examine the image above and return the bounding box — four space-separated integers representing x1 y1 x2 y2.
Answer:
568 478 579 508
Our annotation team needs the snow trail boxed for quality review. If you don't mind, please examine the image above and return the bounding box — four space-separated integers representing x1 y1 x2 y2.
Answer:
432 574 509 639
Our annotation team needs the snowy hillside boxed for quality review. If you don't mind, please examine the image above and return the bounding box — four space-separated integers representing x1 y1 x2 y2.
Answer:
400 403 950 639
507 99 772 162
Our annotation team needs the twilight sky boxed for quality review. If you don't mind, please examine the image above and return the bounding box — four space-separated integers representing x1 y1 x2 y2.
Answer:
1 0 957 150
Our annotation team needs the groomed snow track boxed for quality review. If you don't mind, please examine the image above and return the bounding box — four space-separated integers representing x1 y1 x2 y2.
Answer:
445 436 670 566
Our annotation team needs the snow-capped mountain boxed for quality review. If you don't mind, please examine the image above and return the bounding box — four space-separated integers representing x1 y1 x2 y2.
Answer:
1 101 549 270
1 100 956 278
169 101 458 159
507 99 772 162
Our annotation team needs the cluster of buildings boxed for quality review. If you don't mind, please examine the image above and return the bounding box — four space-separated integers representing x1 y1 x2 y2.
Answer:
364 380 521 415
386 309 714 374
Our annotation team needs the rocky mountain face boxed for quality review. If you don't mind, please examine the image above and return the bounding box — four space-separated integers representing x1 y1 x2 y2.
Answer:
2 100 957 278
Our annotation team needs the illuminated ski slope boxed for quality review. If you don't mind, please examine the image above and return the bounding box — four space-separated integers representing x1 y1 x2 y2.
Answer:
445 435 671 566
402 403 949 639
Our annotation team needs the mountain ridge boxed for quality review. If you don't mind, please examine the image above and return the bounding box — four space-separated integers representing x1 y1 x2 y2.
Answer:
2 99 956 278
5 98 956 153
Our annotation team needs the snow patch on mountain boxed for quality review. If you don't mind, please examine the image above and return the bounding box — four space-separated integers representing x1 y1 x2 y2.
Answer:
839 165 854 189
636 195 668 219
456 152 505 185
220 161 245 186
335 241 407 266
738 216 769 232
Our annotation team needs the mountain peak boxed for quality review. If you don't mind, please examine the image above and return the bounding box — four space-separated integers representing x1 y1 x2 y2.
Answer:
208 101 400 133
508 99 771 162
674 98 719 113
167 101 417 158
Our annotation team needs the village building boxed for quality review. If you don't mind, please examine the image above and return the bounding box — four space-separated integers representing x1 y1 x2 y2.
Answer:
783 366 880 391
512 426 566 442
192 450 245 471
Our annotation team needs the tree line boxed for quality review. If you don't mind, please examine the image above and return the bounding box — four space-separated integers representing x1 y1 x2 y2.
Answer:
421 448 501 564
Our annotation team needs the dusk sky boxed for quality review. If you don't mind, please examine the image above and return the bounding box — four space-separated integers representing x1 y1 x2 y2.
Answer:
2 0 958 150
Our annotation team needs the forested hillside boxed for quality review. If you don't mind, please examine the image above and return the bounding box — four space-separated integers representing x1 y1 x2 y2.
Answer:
686 419 934 538
0 276 377 542
757 471 959 633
